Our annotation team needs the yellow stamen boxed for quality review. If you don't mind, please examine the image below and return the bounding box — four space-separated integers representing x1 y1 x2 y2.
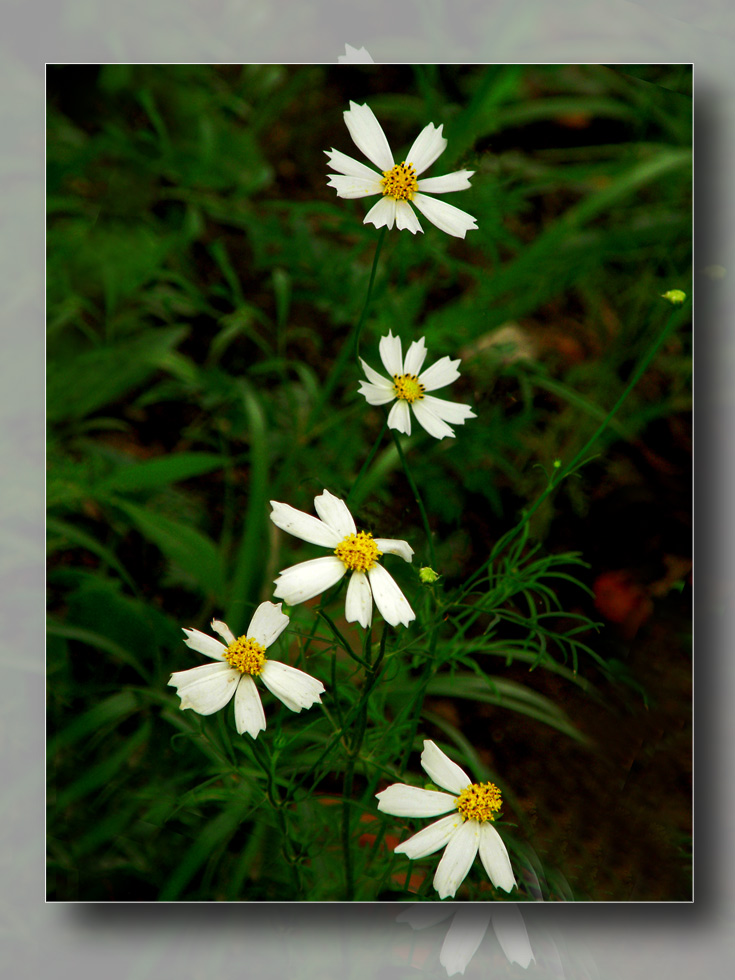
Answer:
334 531 382 573
381 161 418 201
223 636 267 676
393 374 425 403
455 782 503 823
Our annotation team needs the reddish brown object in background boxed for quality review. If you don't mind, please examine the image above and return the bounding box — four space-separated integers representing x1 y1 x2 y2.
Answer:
593 570 654 639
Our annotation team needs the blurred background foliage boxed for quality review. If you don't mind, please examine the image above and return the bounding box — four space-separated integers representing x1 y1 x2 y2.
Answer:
47 64 691 901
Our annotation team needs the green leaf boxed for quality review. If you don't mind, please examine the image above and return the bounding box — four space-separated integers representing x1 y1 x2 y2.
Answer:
47 690 140 756
114 498 225 596
98 452 226 494
52 720 152 810
225 384 269 631
425 673 588 744
158 804 254 900
46 516 137 591
47 619 152 683
47 327 187 424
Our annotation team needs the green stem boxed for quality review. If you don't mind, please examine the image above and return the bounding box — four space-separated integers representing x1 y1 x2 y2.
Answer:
289 621 389 797
251 737 304 896
318 609 371 668
341 758 356 901
353 228 387 363
341 623 388 900
391 429 437 569
307 228 387 427
346 416 389 507
461 306 684 598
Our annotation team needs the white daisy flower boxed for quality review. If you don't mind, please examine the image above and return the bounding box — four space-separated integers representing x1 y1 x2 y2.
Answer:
359 330 477 439
325 101 478 239
168 601 325 739
376 739 516 899
269 488 415 629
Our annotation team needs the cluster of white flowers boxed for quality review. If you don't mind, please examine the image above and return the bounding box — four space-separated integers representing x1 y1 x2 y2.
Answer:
167 99 516 900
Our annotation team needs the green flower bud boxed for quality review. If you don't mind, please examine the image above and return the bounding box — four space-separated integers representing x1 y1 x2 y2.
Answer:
661 289 686 305
419 566 440 584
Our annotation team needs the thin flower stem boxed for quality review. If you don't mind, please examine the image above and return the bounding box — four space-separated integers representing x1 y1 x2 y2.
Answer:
346 416 389 507
460 306 685 600
318 609 371 668
398 599 439 776
390 429 437 569
354 228 388 362
341 622 389 900
289 623 388 798
250 737 304 895
341 759 356 900
308 228 387 427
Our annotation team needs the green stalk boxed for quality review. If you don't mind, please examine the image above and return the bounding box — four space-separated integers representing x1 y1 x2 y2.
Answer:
460 305 685 599
346 416 389 507
391 429 437 569
307 228 387 428
251 737 304 896
341 623 389 900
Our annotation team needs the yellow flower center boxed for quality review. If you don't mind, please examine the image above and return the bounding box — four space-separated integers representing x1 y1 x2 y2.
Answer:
455 782 503 823
334 531 382 573
223 636 267 676
393 374 425 403
381 161 418 201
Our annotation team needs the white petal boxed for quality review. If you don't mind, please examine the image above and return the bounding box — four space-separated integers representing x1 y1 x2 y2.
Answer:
433 820 480 899
418 355 461 391
260 660 325 712
403 337 428 377
359 357 392 389
417 170 474 194
313 489 356 538
358 380 396 406
440 907 491 977
373 538 414 563
168 661 239 714
395 200 422 234
210 619 235 645
489 906 534 967
376 783 458 818
269 500 341 548
478 822 516 893
379 330 403 376
324 147 381 180
422 394 476 425
326 174 383 199
182 628 227 661
344 102 394 171
233 673 266 738
406 122 447 176
387 398 412 435
412 193 478 239
421 740 472 795
411 399 457 440
246 601 289 648
345 570 373 628
273 556 346 605
367 563 416 627
394 813 463 859
364 196 396 230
